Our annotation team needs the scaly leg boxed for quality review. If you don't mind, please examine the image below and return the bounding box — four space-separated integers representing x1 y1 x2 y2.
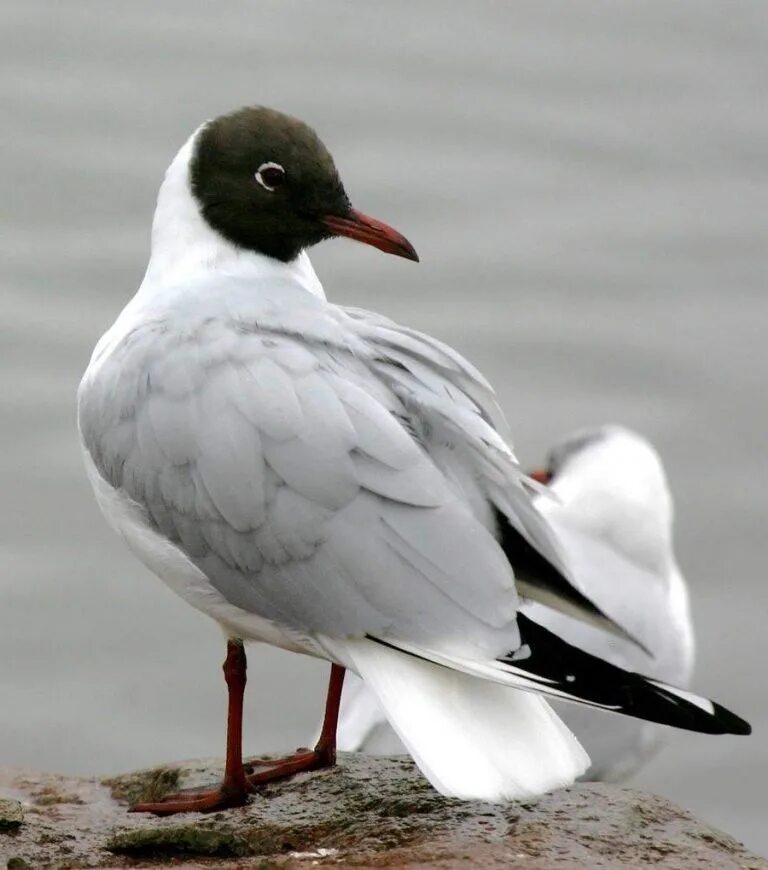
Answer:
131 639 252 815
130 648 346 815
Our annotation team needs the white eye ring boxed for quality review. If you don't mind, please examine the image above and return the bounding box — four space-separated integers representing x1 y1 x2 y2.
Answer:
255 161 285 192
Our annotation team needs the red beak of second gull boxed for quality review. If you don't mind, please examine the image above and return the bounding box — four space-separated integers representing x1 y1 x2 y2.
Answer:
322 209 419 262
528 468 552 485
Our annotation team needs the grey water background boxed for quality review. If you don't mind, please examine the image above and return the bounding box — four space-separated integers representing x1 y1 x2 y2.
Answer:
1 0 766 853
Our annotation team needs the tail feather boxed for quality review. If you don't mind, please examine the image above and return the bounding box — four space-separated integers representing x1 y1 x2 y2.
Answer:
340 638 590 801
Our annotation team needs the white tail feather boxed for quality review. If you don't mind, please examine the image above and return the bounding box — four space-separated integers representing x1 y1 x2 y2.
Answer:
340 639 589 801
330 674 393 752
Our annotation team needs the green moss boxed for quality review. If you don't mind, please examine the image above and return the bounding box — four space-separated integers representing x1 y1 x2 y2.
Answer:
238 821 341 854
103 766 181 806
106 824 251 857
107 820 356 859
378 797 435 818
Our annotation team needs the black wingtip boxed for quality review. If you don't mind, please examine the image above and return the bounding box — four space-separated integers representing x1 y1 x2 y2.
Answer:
711 701 751 736
507 614 752 737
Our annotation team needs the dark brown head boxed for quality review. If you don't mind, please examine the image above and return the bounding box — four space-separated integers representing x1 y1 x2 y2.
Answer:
190 106 418 264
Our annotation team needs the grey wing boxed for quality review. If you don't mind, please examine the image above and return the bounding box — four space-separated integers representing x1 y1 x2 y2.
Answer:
78 317 521 656
346 307 639 647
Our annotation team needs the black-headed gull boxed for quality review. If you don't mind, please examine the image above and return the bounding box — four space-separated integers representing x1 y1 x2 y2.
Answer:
77 107 749 814
336 425 695 781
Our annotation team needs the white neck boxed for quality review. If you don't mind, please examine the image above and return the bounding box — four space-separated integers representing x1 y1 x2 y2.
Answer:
139 126 326 299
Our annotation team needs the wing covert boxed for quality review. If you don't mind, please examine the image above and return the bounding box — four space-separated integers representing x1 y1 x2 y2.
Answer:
79 308 523 653
346 306 638 646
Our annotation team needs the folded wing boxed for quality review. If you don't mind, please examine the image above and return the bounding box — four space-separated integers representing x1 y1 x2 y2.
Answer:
349 307 638 646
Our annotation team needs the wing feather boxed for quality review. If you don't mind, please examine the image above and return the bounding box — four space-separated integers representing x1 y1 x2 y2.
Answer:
351 453 445 507
294 371 358 451
195 381 265 532
329 375 417 469
348 308 636 645
235 357 305 440
146 392 200 464
80 288 626 654
260 432 357 510
380 508 518 628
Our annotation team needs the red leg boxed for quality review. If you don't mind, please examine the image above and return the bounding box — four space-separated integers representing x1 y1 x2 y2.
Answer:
245 664 346 785
316 662 346 762
130 640 252 815
220 639 250 794
129 653 346 814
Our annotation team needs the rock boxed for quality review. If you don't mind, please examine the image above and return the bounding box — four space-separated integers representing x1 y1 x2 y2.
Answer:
0 799 23 830
0 754 764 868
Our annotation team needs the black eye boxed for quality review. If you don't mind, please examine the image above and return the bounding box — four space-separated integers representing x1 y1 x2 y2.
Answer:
255 162 286 192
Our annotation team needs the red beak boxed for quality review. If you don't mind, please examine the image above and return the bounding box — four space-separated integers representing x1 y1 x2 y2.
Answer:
322 209 419 262
528 467 552 485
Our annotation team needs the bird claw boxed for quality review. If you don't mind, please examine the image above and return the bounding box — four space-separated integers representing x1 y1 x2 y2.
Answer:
129 783 252 816
129 750 336 816
246 747 335 785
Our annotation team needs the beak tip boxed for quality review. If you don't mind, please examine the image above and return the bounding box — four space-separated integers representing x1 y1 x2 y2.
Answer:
323 209 420 264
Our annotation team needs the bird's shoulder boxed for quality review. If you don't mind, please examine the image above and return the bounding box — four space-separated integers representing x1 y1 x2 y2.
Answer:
79 277 516 478
76 284 528 647
79 284 471 524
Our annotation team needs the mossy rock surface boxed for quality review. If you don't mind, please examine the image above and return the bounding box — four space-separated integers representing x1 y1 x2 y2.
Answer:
1 754 765 868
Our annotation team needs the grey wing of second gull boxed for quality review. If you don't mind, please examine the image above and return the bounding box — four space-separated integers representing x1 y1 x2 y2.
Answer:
79 280 531 657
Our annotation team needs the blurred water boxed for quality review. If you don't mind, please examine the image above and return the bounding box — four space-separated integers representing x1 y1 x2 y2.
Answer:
1 0 766 854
